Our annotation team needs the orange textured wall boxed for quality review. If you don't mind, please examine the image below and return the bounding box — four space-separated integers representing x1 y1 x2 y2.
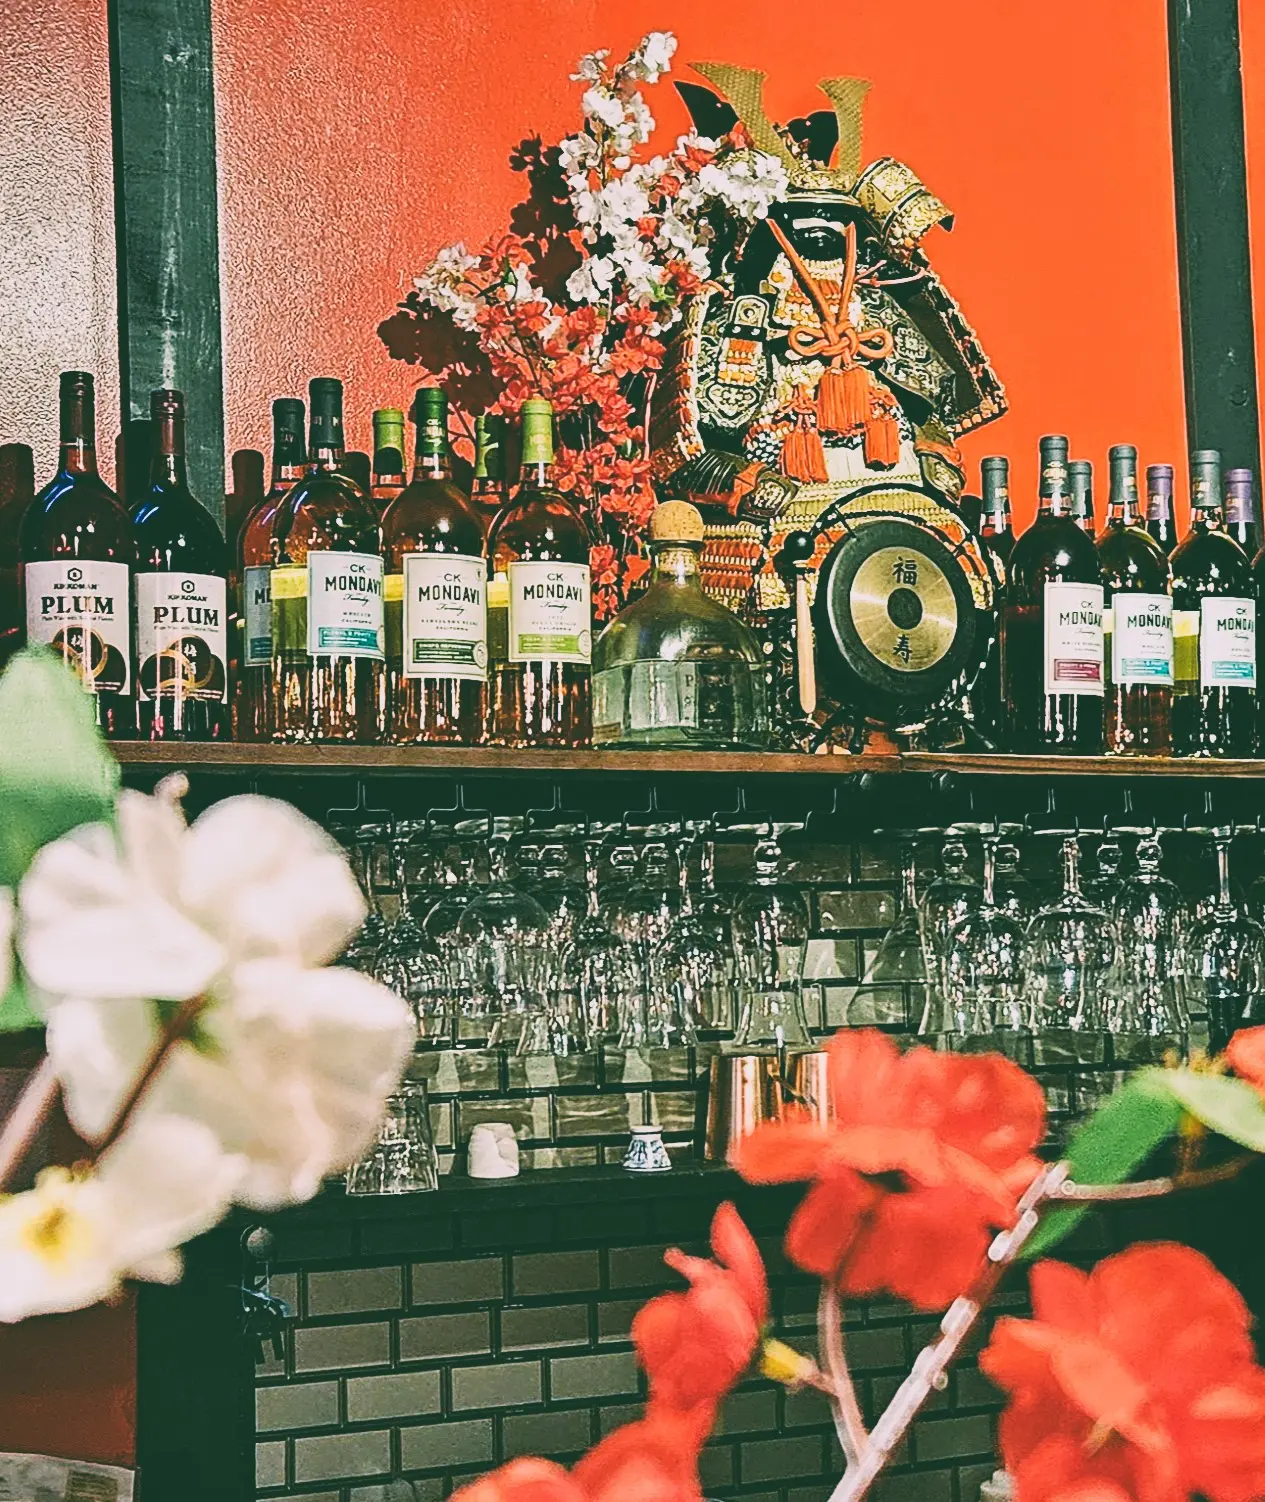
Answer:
211 0 1186 527
0 0 120 485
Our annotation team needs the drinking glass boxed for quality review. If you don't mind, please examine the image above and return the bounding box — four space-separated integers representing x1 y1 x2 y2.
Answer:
918 837 981 1026
850 844 925 1031
1023 837 1113 1037
563 842 639 1045
1108 835 1188 1056
373 822 448 1043
1083 833 1125 913
993 840 1038 924
1185 828 1265 1051
732 835 811 1050
607 842 680 1046
942 837 1026 1038
455 836 551 1050
654 841 732 1040
340 820 390 972
422 844 477 1034
345 1080 440 1195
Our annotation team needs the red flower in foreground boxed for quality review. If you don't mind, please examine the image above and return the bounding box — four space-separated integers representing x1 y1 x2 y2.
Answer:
735 1029 1045 1309
632 1202 768 1433
450 1406 704 1502
981 1243 1265 1502
1225 1026 1265 1095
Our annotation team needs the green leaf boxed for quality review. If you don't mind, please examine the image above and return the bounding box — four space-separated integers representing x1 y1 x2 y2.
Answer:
1022 1075 1184 1259
0 648 119 887
1140 1066 1265 1153
0 968 40 1034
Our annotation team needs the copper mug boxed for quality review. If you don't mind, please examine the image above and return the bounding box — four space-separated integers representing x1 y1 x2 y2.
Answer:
782 1048 831 1125
701 1049 832 1162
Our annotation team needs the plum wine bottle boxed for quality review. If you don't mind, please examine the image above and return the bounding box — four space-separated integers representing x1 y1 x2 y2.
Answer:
1171 450 1256 757
381 387 487 744
132 389 228 740
487 398 594 747
270 378 385 743
20 371 135 736
1096 444 1172 755
234 397 305 740
1001 435 1104 752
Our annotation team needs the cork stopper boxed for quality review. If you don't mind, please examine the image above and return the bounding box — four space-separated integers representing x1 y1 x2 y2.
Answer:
650 500 705 543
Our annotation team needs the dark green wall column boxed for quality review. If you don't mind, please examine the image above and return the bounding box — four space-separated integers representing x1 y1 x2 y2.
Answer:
109 0 226 525
1169 0 1261 476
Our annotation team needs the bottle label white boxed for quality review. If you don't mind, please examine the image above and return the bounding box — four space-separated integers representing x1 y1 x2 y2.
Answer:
136 572 228 702
243 565 272 667
402 553 487 680
1111 592 1173 686
1200 596 1256 689
25 558 131 693
1043 581 1104 696
306 550 384 659
507 561 591 664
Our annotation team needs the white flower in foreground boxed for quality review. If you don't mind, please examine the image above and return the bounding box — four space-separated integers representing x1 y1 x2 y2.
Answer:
622 30 676 85
19 791 414 1209
0 887 12 997
581 86 625 131
0 1114 242 1323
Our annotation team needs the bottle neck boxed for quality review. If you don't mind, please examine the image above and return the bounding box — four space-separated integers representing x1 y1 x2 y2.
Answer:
651 540 702 585
519 459 553 489
1108 475 1140 526
1038 451 1071 518
59 387 99 477
413 451 451 482
310 442 344 473
270 457 306 495
150 412 189 491
1146 487 1173 523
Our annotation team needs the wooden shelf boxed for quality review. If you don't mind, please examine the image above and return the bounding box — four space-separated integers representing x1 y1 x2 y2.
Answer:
110 741 1265 780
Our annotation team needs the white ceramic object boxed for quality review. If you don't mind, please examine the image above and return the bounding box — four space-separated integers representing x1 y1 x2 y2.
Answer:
468 1121 520 1179
622 1125 672 1173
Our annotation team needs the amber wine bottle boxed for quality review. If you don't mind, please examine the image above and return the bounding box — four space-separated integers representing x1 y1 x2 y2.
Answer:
132 389 228 740
1097 444 1172 755
372 408 407 508
1171 450 1256 757
234 397 305 741
1001 435 1104 752
382 387 487 744
20 371 135 736
1146 464 1178 557
270 378 384 743
1069 459 1096 537
1225 468 1260 558
487 398 594 747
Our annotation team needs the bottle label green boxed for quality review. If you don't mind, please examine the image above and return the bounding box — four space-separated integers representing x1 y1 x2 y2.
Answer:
137 571 228 702
25 559 131 694
401 553 487 680
306 550 384 659
1200 597 1256 689
508 561 590 662
244 564 272 666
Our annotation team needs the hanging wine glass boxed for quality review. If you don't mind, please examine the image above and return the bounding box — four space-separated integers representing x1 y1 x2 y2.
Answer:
849 844 926 1031
421 843 478 1038
455 836 550 1051
1083 833 1126 913
373 821 447 1044
654 839 732 1041
732 834 811 1051
1022 836 1113 1045
340 819 390 972
1185 828 1265 1052
1109 834 1189 1060
942 836 1026 1043
917 837 981 1032
993 839 1039 925
562 842 639 1047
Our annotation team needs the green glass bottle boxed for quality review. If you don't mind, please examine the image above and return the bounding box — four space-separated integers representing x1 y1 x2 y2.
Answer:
132 389 229 740
372 407 407 508
381 387 487 744
593 500 768 749
471 413 507 521
270 377 385 743
487 398 594 747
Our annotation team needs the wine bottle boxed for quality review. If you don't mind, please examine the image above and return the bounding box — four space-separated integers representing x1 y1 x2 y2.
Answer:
227 449 265 558
271 378 385 743
471 413 507 520
0 444 35 670
1001 435 1104 752
372 408 407 507
487 398 593 747
132 389 228 740
343 451 372 494
1069 459 1096 537
19 371 135 736
234 397 305 741
1097 443 1172 755
381 387 487 744
979 456 1014 571
1145 464 1178 556
1171 449 1256 757
1225 468 1260 558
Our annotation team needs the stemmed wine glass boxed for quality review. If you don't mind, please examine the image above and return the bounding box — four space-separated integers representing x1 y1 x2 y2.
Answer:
732 835 811 1051
993 840 1038 924
850 844 925 1031
942 836 1026 1041
1083 832 1125 913
1022 836 1113 1044
918 837 981 1031
654 839 732 1041
1108 834 1188 1057
340 820 390 973
1185 828 1265 1051
455 836 551 1051
563 842 638 1046
374 821 447 1043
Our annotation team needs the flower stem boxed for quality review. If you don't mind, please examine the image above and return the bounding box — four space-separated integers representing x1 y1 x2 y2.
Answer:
0 1057 61 1194
91 994 208 1161
819 1282 869 1467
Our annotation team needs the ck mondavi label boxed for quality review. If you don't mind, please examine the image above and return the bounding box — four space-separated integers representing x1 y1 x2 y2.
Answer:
402 554 487 679
507 560 591 664
1043 581 1104 696
306 550 384 659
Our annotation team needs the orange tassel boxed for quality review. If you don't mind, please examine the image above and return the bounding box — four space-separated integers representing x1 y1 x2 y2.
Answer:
781 425 829 483
817 364 870 434
864 412 901 468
